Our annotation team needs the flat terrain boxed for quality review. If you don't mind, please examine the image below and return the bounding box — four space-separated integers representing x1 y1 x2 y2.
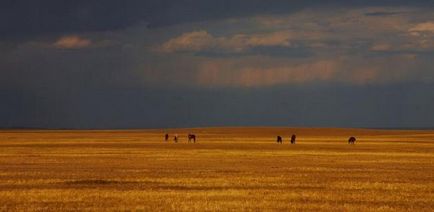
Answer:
0 128 433 211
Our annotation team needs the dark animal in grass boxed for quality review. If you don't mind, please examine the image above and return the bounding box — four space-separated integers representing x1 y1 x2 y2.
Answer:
277 136 283 144
348 136 356 144
290 134 296 144
188 134 196 143
165 133 169 142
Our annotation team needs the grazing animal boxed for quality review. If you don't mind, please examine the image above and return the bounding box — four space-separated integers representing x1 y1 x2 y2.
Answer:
348 136 356 144
174 134 178 143
291 134 296 144
164 133 169 142
277 136 283 144
188 134 196 143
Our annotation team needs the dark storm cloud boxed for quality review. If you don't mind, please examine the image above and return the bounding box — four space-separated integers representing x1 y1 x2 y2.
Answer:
364 11 408 17
1 0 434 41
2 83 434 129
2 0 434 129
193 46 313 58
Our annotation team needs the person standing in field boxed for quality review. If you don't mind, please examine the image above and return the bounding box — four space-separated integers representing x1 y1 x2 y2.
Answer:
174 134 178 143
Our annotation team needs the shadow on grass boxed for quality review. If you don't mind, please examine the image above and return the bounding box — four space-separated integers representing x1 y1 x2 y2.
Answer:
64 179 140 185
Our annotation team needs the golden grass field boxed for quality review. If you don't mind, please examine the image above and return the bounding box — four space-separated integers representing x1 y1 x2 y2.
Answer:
0 128 433 211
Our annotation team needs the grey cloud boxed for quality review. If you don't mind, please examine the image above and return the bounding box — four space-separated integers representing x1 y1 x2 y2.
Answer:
2 83 434 129
1 0 434 42
2 1 434 129
364 11 407 16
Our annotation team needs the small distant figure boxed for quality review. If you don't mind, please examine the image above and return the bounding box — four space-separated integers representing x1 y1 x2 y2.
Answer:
174 134 178 143
348 136 356 144
290 134 296 144
188 134 196 143
164 133 169 142
277 136 283 144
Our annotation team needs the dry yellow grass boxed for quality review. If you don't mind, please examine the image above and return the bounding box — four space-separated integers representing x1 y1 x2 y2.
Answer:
0 128 433 211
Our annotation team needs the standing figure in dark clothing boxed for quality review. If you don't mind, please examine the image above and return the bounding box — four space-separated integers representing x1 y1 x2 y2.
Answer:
277 136 283 144
174 134 178 143
291 134 296 144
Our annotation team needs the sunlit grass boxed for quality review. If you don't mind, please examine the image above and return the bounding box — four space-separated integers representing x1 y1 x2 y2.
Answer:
0 128 433 211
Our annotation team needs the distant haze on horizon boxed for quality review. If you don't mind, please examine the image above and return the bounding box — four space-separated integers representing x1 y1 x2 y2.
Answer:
1 0 434 129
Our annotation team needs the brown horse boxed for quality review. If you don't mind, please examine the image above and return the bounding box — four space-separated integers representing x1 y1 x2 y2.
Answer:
277 136 283 144
348 136 356 144
290 134 296 144
188 134 196 143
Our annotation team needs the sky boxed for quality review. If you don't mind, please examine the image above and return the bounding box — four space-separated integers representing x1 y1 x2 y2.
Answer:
1 0 434 129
